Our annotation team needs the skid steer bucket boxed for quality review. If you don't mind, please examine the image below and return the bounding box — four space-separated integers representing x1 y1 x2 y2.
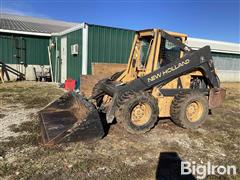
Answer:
39 92 105 145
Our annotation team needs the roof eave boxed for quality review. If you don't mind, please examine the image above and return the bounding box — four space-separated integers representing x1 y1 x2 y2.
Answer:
191 47 240 54
0 29 51 37
52 23 85 36
187 37 240 54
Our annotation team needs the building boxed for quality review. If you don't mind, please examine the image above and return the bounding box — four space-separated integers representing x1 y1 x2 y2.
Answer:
1 13 239 82
0 14 135 82
0 13 78 80
50 24 135 82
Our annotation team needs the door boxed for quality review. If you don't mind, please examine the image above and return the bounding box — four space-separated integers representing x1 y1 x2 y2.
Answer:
61 36 67 83
14 37 26 74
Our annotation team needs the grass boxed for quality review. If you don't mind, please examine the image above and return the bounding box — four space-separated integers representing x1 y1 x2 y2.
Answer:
0 118 40 161
0 82 239 179
8 117 40 134
0 82 64 108
0 114 6 118
0 162 16 178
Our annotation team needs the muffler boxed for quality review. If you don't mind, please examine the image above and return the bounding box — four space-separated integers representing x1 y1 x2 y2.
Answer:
39 92 105 145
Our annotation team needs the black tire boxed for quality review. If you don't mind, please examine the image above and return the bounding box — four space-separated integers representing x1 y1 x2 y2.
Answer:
109 70 124 81
170 91 209 129
92 71 123 106
116 91 159 134
92 79 107 106
92 72 122 96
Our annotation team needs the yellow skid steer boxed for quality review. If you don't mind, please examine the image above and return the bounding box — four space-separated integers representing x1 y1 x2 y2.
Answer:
39 29 225 145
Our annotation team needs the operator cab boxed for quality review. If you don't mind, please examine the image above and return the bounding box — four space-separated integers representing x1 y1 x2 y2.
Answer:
134 29 187 77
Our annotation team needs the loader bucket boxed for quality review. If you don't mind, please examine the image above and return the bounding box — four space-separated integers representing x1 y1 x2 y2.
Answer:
39 92 105 146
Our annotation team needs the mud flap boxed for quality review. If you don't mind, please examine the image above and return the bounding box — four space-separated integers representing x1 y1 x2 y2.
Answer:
209 88 226 108
39 92 105 145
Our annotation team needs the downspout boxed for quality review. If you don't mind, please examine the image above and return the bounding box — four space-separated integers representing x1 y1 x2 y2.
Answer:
47 45 54 82
82 23 88 75
55 37 58 82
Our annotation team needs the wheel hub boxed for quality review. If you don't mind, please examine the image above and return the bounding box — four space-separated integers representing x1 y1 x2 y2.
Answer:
131 103 152 126
186 100 204 122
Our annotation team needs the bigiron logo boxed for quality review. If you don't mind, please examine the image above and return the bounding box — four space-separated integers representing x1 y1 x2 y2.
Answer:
181 161 237 179
147 59 190 82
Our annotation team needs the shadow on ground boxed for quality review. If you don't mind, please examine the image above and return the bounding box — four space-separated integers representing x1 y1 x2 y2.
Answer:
156 152 195 180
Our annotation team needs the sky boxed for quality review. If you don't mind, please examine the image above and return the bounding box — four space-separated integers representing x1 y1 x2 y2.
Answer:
1 0 240 43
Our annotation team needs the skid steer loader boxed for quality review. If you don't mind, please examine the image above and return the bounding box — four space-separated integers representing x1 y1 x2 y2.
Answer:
39 29 226 145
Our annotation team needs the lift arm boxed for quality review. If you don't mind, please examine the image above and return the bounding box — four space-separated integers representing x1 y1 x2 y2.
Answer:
102 45 219 96
127 45 219 91
103 45 223 123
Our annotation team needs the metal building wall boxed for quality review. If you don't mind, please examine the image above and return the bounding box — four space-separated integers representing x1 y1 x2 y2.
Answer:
0 35 14 63
87 25 135 74
212 52 240 70
50 29 83 81
0 33 49 65
65 29 83 80
212 52 240 82
25 36 49 65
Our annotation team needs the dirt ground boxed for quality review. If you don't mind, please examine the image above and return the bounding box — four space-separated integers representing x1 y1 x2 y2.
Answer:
0 81 239 179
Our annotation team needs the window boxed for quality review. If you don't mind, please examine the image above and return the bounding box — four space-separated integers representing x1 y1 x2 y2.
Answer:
159 37 182 66
140 39 151 67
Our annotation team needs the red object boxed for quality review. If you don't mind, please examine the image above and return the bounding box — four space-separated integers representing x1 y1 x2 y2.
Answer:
64 79 76 91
